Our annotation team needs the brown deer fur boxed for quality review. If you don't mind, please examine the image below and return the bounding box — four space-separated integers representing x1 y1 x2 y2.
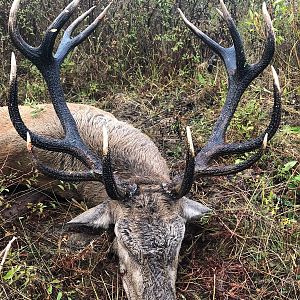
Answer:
1 103 170 204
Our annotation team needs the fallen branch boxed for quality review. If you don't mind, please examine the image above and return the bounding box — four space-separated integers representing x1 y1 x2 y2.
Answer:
0 236 17 273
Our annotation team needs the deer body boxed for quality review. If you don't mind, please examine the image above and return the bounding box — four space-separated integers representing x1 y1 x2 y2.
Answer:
1 103 170 202
2 103 193 299
4 0 281 299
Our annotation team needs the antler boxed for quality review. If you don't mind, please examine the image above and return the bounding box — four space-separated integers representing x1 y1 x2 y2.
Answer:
172 126 196 199
177 1 281 184
8 0 128 201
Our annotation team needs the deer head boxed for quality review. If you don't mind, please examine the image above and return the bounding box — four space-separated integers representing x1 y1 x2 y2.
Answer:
8 0 280 299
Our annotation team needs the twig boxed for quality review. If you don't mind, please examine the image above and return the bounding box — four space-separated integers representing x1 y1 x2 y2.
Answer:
0 236 17 273
217 217 245 240
212 271 216 300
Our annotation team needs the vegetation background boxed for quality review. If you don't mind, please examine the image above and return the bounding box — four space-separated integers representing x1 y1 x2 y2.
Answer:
0 0 299 299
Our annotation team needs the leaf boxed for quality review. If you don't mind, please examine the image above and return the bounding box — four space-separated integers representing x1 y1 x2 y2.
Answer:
290 127 300 133
292 175 300 182
47 285 53 295
281 161 298 173
51 279 61 284
3 268 16 280
57 291 63 300
196 74 206 85
282 125 300 134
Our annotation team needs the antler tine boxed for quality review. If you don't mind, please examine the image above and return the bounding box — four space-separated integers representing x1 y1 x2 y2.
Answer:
254 3 275 73
211 66 281 160
40 0 81 62
218 0 246 71
9 0 38 61
177 8 224 59
26 132 101 182
56 2 112 65
197 134 269 177
173 127 195 199
178 1 280 180
9 0 80 63
102 126 128 200
9 52 101 171
9 52 65 149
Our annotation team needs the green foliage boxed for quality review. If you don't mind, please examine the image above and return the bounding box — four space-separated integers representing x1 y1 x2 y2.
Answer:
272 0 298 45
3 263 37 287
278 160 300 189
27 202 47 215
282 125 300 134
0 0 298 103
24 100 45 118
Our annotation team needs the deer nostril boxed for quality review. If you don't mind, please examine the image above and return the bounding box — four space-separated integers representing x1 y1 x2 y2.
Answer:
120 265 127 276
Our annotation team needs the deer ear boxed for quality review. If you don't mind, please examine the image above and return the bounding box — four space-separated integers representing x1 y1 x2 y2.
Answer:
180 197 212 221
66 201 114 231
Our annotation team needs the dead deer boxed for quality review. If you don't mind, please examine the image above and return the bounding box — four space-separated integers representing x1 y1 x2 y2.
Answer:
1 0 281 299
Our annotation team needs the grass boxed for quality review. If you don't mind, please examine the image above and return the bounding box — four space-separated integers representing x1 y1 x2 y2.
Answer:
0 67 299 299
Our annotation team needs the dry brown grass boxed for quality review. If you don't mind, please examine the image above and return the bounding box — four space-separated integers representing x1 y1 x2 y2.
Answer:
0 74 299 299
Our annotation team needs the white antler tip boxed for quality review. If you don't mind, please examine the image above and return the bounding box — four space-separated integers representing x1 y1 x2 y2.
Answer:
186 126 195 157
10 52 17 83
216 8 224 18
98 2 112 20
26 132 32 152
0 236 17 272
262 2 273 29
263 133 268 149
10 0 21 14
262 2 267 13
11 51 16 65
104 1 112 11
66 0 80 13
219 0 230 18
177 8 186 20
271 66 281 93
9 0 21 30
102 125 109 156
72 0 80 6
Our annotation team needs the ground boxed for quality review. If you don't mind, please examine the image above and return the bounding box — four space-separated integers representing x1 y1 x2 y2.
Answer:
0 72 299 299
